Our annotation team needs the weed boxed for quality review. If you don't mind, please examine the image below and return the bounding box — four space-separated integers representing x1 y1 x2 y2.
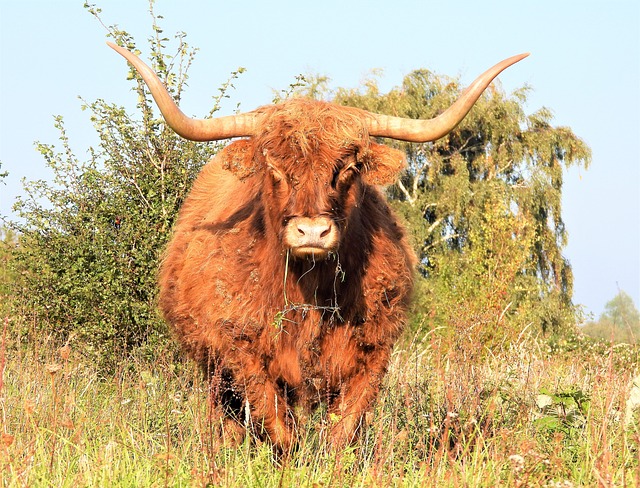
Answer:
0 319 638 486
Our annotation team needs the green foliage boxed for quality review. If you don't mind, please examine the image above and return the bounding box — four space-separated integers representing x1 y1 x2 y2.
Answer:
1 166 14 314
534 387 590 437
331 69 591 340
582 290 640 344
546 328 640 371
0 226 18 310
601 290 640 325
5 8 240 367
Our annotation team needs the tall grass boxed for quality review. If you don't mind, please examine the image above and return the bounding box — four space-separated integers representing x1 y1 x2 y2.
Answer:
1 318 638 487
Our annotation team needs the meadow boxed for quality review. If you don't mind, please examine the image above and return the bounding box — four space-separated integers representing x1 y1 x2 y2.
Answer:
1 317 638 487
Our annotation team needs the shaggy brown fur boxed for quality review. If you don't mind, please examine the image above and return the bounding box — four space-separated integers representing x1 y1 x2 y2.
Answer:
158 98 415 453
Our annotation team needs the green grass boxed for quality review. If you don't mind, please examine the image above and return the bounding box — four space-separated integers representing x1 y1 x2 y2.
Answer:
1 320 638 487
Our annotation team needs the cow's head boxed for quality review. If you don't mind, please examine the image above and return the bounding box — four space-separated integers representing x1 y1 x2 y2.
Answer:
107 43 528 260
200 99 407 259
256 100 408 259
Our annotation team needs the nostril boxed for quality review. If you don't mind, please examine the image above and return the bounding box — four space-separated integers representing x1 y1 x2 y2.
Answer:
290 218 334 244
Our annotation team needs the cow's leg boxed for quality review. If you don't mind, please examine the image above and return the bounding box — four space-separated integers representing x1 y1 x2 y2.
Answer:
327 343 391 447
206 364 247 446
204 351 294 450
232 354 296 454
325 331 391 446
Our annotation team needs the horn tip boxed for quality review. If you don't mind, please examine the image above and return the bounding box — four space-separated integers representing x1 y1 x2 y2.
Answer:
497 52 530 71
513 52 531 62
106 41 125 55
106 41 132 59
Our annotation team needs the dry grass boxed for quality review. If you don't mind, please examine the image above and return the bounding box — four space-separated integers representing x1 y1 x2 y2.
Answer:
1 316 638 487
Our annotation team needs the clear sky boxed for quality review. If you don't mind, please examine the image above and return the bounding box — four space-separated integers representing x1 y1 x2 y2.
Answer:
1 0 638 319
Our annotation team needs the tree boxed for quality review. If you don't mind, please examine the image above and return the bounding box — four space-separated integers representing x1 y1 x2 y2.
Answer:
330 69 591 340
582 291 640 344
6 7 242 366
601 290 640 326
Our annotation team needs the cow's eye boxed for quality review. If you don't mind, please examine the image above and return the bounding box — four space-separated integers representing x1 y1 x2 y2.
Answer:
331 167 341 188
335 163 362 188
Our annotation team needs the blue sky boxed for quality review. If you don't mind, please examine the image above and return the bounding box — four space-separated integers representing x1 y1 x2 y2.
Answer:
1 0 638 318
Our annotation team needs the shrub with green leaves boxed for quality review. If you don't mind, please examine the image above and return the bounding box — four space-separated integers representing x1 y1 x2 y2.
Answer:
6 14 240 366
0 225 17 309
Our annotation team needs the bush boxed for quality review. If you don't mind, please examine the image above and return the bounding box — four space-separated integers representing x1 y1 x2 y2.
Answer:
6 14 241 368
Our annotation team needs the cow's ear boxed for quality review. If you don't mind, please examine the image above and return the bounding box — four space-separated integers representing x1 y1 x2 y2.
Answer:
219 139 258 180
363 143 406 186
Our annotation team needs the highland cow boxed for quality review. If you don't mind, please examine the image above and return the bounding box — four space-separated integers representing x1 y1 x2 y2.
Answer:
109 42 527 453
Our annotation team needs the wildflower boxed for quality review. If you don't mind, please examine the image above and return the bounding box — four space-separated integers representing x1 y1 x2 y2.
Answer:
24 399 36 415
508 454 525 473
625 374 640 427
546 481 574 488
45 363 62 375
59 344 71 361
396 429 408 442
1 433 14 447
103 440 118 464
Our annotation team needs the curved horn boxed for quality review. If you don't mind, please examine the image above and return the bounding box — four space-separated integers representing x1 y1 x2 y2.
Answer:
365 53 530 142
107 42 257 141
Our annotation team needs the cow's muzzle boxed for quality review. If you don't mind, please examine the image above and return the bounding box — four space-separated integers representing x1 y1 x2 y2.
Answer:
283 216 340 260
